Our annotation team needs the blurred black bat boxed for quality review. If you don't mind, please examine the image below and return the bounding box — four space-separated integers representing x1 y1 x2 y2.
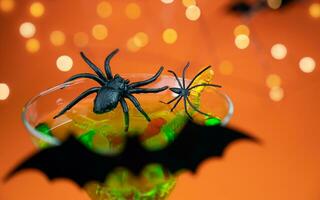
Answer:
228 0 300 16
6 121 255 187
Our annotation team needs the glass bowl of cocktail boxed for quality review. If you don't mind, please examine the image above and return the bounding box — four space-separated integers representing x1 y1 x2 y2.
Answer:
22 68 233 200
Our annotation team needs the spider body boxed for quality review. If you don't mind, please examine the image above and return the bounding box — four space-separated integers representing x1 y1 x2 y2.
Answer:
162 63 222 119
54 49 168 131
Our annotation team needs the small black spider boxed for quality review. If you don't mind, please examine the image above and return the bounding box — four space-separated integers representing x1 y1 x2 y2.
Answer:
161 63 222 119
54 49 168 131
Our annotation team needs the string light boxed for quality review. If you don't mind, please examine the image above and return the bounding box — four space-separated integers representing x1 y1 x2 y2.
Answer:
161 0 174 4
56 55 73 72
125 3 141 20
0 83 10 100
0 0 15 12
50 31 65 46
162 28 178 44
219 60 233 75
182 0 196 7
133 32 149 48
235 34 250 49
271 43 287 60
233 24 250 36
185 5 201 21
267 0 282 9
266 74 281 88
299 57 316 73
127 37 140 52
25 38 40 53
73 32 89 47
92 24 108 40
309 3 320 18
19 22 36 38
269 86 284 102
97 1 112 18
30 2 45 17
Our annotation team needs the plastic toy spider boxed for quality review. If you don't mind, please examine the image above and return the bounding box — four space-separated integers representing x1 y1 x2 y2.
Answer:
54 49 168 131
161 63 222 119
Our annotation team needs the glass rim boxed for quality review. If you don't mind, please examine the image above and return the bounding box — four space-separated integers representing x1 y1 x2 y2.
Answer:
22 73 233 146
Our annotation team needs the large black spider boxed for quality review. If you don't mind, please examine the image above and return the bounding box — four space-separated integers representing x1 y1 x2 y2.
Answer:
161 63 221 119
54 49 168 131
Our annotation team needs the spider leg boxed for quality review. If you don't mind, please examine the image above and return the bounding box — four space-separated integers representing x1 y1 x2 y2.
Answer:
168 70 183 89
129 86 168 94
160 95 180 104
53 87 100 119
65 73 105 86
120 98 129 132
182 62 190 88
126 94 151 121
189 83 222 90
183 97 193 120
80 52 107 81
170 96 183 112
186 65 211 89
104 49 119 80
186 97 211 117
129 67 164 88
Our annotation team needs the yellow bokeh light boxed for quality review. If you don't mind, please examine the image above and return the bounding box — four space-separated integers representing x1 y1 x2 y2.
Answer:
309 3 320 18
19 22 36 38
271 43 287 60
125 3 141 20
56 55 73 72
30 2 45 17
162 28 178 44
269 86 284 102
97 1 112 18
299 57 316 73
0 0 15 12
0 83 10 100
185 5 201 21
233 24 250 36
266 74 281 88
161 0 174 4
50 31 65 46
25 38 40 53
219 60 233 75
182 0 196 7
92 24 108 40
267 0 282 9
127 37 140 52
235 34 250 49
73 32 89 47
133 32 149 48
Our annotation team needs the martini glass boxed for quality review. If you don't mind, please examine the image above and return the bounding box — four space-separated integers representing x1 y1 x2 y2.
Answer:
22 73 233 200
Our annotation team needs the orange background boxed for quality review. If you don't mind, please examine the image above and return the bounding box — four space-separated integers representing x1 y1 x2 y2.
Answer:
1 0 320 199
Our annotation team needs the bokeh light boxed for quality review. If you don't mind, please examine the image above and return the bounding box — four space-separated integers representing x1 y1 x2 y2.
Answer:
182 0 196 7
162 28 178 44
235 34 250 49
125 3 141 20
309 3 320 18
97 1 112 18
233 24 250 36
299 57 316 73
185 5 201 21
73 32 89 47
92 24 108 40
30 2 45 17
271 43 287 60
133 32 149 48
0 83 10 100
219 60 233 75
127 37 140 52
266 74 281 88
50 31 65 47
267 0 282 9
269 86 284 102
56 55 73 72
0 0 15 12
25 38 40 53
161 0 174 4
19 22 36 38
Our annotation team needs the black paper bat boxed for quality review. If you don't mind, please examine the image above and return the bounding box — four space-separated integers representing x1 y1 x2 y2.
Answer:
6 121 256 187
